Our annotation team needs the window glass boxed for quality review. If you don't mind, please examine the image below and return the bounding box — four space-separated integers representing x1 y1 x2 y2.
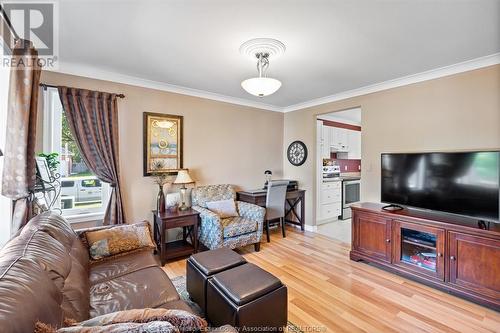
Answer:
41 88 109 217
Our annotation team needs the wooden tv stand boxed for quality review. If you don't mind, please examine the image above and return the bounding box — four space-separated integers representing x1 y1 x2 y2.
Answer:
350 202 500 310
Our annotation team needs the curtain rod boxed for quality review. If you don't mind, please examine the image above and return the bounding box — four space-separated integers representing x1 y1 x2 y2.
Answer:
0 4 20 41
40 83 125 98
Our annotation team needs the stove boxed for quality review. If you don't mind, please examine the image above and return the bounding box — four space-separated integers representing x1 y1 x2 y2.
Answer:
322 165 341 181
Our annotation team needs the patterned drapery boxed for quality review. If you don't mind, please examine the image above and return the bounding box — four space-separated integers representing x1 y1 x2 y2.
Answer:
1 39 41 234
57 87 125 225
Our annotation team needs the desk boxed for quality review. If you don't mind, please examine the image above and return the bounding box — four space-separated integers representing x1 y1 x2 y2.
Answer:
237 189 306 231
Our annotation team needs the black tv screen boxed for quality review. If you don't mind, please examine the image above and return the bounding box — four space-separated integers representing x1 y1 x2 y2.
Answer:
381 151 500 222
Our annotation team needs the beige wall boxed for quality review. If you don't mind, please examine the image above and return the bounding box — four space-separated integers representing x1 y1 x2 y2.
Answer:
40 71 284 223
40 65 500 227
283 65 500 226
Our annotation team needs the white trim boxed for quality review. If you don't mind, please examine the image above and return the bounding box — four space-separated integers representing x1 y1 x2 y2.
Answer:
304 224 318 232
283 53 500 112
65 212 104 224
46 53 500 113
47 62 283 112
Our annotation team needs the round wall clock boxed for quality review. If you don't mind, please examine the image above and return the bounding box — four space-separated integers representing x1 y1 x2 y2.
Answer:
287 141 308 166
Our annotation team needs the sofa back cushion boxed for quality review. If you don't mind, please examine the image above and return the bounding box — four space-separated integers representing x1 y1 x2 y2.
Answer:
192 184 236 208
7 212 91 321
0 256 63 332
0 229 72 290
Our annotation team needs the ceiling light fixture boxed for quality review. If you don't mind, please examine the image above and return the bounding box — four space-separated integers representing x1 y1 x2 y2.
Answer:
240 38 285 97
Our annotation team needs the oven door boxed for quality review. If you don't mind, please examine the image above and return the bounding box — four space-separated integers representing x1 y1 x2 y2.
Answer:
342 180 361 208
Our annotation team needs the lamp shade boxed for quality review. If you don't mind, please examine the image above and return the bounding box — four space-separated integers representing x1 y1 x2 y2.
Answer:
174 170 194 184
241 77 281 97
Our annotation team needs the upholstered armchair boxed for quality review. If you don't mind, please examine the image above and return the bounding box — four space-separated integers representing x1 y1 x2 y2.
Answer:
191 184 265 251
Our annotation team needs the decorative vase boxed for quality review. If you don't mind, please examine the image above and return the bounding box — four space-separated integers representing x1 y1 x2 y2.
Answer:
157 184 166 213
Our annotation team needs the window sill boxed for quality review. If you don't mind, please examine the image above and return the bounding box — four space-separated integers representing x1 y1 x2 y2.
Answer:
64 212 104 224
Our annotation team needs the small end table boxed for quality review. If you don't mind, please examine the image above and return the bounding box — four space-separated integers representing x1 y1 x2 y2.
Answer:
153 208 200 265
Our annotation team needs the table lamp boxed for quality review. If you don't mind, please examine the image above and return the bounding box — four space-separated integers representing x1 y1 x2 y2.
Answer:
174 169 194 211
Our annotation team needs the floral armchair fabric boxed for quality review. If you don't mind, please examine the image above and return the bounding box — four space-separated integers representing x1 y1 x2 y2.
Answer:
192 184 265 250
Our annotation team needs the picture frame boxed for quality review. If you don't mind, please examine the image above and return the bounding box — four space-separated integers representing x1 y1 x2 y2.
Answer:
143 112 183 176
35 156 52 184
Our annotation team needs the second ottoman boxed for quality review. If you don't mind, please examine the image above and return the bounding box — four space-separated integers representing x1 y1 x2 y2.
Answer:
186 248 247 313
206 263 287 331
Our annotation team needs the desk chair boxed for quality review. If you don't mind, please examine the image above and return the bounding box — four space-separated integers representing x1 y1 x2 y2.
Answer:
265 180 289 242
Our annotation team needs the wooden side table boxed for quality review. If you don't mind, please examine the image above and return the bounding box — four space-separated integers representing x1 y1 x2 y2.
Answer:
153 209 200 265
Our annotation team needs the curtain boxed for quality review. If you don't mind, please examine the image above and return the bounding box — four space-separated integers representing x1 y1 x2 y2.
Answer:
1 39 41 234
58 87 125 225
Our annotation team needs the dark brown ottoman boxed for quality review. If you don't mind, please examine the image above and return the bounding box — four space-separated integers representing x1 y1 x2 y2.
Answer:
206 263 288 332
186 248 247 314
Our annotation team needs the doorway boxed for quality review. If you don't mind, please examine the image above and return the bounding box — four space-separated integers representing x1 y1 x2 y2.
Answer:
315 107 362 243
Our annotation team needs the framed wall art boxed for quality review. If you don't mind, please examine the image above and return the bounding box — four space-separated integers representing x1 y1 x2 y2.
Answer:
143 112 183 176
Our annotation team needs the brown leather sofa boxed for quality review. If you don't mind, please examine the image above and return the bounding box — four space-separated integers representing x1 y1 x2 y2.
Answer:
0 212 195 333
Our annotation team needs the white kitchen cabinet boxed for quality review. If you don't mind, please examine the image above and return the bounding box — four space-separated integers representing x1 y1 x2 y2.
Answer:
330 127 349 151
318 181 342 221
317 122 331 159
347 130 361 159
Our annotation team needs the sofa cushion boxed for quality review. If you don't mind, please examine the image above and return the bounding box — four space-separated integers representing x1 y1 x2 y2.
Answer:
22 212 78 250
61 258 91 321
89 249 158 285
221 217 258 238
90 266 179 317
84 222 155 261
0 229 72 290
0 256 63 333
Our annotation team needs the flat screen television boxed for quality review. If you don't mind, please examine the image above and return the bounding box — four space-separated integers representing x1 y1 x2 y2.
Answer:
381 151 500 222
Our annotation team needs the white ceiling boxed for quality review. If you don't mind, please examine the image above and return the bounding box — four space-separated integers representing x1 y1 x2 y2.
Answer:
54 0 500 110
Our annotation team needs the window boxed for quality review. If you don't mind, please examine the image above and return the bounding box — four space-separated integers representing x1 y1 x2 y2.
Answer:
41 87 110 221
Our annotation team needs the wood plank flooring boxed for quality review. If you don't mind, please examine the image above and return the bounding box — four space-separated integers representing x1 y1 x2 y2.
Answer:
162 227 500 333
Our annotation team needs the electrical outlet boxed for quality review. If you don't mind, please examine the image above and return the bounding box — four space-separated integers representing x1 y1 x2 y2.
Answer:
344 165 348 171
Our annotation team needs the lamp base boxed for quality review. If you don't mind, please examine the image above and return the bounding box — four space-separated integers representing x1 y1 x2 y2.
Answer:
179 203 189 211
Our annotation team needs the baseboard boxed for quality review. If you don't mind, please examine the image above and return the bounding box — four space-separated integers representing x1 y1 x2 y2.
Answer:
303 224 318 232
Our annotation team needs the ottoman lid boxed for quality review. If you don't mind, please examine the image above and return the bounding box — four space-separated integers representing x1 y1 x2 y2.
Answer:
212 263 283 306
189 248 246 275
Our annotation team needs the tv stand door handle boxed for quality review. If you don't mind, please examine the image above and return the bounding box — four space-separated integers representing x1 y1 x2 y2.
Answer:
385 239 391 243
450 256 456 261
437 252 443 257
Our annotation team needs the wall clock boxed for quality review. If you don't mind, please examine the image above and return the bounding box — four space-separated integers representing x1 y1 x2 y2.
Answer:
287 141 308 166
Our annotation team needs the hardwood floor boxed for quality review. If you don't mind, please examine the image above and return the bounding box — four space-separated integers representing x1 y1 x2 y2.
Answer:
162 227 500 333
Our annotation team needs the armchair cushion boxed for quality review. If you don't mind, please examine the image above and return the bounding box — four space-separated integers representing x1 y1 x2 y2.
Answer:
206 199 239 218
192 184 236 208
221 217 257 238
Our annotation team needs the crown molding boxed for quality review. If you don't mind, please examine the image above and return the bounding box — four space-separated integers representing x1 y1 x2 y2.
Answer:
47 53 500 114
282 53 500 112
46 62 283 112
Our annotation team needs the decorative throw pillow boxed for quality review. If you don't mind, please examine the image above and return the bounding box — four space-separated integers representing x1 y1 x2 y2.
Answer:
78 308 207 332
35 320 179 333
84 222 155 260
206 199 239 218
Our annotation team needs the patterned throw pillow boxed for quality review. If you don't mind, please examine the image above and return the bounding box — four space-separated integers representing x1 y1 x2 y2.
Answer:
78 308 207 332
84 222 156 261
206 199 239 218
35 320 180 333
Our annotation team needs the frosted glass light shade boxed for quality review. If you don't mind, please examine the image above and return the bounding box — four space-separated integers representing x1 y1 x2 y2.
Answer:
241 77 282 97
